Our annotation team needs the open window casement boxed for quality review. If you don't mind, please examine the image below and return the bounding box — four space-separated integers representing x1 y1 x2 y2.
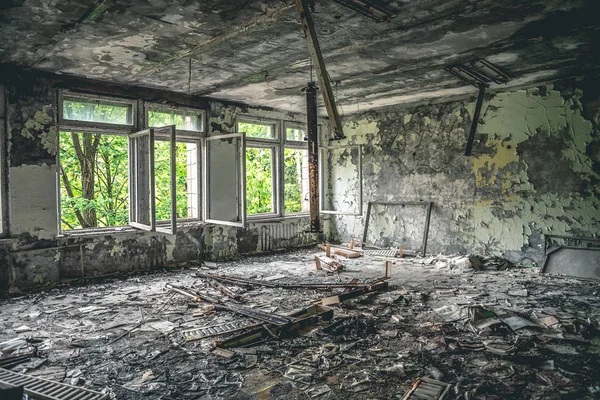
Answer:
203 133 247 227
128 125 177 234
319 144 363 216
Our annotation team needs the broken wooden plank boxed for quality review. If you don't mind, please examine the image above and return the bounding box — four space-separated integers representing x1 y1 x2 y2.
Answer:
195 272 387 289
314 255 344 272
216 304 334 349
211 347 236 359
318 244 361 258
317 281 389 306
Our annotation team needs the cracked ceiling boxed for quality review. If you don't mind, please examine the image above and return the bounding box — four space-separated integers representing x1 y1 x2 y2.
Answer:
1 0 599 115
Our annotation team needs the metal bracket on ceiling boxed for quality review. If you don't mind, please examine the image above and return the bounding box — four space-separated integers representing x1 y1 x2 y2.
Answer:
444 59 511 156
330 0 396 23
445 58 511 88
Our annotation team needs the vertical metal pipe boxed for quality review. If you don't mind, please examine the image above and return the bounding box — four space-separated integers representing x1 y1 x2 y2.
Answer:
306 81 320 232
464 84 486 156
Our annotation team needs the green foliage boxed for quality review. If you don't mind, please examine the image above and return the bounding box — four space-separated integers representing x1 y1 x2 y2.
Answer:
246 147 274 214
241 122 309 215
148 109 200 131
155 141 192 220
63 99 131 125
286 127 305 141
60 102 197 230
239 122 273 139
284 148 307 213
60 131 129 230
60 132 193 230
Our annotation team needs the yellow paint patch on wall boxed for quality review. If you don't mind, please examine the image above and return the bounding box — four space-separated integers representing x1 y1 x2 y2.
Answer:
472 140 518 187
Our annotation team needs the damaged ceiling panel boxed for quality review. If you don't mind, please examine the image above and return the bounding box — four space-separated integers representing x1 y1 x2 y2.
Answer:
1 0 599 114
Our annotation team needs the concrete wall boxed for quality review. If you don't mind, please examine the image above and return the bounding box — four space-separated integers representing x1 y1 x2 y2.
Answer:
325 80 600 263
0 69 320 293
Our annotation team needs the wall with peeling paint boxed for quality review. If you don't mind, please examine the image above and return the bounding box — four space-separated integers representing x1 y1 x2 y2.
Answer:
326 81 600 263
0 70 319 293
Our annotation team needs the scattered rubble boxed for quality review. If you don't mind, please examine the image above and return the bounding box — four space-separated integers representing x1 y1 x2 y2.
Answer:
0 248 599 399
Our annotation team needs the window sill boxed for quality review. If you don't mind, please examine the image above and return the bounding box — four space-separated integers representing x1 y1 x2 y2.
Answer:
56 221 208 239
55 215 311 238
246 214 310 224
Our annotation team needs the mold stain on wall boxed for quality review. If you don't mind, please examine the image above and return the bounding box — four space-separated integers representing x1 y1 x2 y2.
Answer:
328 82 600 262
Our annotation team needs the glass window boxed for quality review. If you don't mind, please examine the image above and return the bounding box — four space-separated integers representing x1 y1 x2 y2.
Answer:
284 148 310 213
238 121 275 139
62 97 133 125
246 147 275 215
286 126 306 141
148 108 202 132
155 141 197 220
59 131 129 230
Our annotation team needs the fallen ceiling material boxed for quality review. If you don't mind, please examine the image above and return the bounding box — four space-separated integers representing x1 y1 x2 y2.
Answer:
1 249 600 398
167 284 294 325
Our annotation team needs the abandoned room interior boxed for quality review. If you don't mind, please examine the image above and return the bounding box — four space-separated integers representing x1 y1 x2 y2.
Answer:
0 0 599 399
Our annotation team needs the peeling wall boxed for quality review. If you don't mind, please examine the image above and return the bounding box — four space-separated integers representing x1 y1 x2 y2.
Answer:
327 80 600 263
0 70 319 293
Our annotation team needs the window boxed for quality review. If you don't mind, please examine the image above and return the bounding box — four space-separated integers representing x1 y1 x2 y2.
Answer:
203 133 246 227
147 105 204 220
58 93 179 234
128 126 177 234
238 120 278 216
147 107 202 132
284 124 309 214
59 131 129 230
60 92 135 128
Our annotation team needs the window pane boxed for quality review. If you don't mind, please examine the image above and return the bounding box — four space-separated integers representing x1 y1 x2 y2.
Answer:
63 98 132 125
286 126 306 141
148 109 201 131
238 122 275 139
59 131 129 230
155 141 197 220
246 147 274 214
284 148 310 213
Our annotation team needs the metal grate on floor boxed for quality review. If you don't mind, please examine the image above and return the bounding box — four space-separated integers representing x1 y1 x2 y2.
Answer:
0 367 109 400
363 249 399 257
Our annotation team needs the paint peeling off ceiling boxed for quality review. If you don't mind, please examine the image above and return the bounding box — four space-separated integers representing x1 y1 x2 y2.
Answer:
0 0 599 115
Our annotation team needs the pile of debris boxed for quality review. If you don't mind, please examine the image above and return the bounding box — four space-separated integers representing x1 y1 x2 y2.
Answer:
0 248 599 399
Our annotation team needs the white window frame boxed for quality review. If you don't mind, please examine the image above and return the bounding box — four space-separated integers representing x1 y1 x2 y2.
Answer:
0 84 6 235
128 125 178 235
57 90 178 234
238 117 281 219
202 132 247 227
283 121 310 216
145 103 205 136
319 144 363 216
145 103 205 223
58 90 136 134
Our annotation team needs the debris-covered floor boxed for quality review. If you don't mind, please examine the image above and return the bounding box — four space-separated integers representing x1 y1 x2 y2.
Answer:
1 248 600 399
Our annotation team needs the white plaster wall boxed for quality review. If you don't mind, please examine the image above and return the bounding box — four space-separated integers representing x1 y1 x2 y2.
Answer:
9 163 58 240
